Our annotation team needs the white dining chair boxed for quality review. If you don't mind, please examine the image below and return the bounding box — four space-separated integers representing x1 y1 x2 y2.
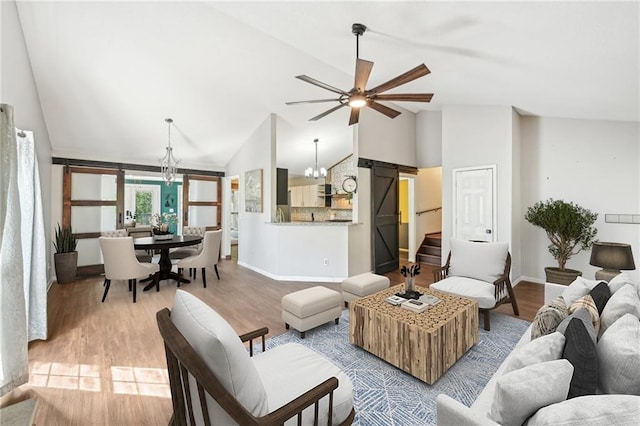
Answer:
99 237 159 303
169 226 206 269
100 229 153 263
176 229 221 288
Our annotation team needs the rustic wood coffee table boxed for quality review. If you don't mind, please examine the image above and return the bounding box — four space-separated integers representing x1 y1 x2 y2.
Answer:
349 284 478 384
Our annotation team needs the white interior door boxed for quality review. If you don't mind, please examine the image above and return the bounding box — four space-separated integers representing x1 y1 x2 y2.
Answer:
453 165 496 242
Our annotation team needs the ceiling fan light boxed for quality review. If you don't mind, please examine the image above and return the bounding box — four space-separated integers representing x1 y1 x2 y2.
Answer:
348 94 367 108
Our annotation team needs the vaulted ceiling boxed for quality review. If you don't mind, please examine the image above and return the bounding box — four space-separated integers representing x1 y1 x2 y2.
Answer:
15 1 639 175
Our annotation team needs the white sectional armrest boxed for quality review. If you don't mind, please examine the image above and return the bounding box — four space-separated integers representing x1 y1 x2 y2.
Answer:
436 395 500 426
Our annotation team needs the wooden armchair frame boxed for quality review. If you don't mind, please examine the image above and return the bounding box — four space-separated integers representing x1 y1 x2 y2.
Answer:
433 251 519 331
156 308 355 426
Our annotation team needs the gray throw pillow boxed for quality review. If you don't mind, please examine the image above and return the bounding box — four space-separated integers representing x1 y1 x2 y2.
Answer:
531 296 569 340
562 318 598 398
556 308 597 344
597 313 640 395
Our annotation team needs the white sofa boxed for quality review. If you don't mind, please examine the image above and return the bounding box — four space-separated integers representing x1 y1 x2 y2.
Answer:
436 273 640 426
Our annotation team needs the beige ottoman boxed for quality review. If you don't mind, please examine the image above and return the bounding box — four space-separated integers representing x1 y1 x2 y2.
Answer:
282 286 342 339
341 272 390 307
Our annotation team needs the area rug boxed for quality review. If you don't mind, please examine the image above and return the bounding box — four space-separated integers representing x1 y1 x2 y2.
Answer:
259 310 531 426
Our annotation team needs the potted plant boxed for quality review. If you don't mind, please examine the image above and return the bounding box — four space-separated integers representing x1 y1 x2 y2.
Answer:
53 223 78 284
525 199 598 285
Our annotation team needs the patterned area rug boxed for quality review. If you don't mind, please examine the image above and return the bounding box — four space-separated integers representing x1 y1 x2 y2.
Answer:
262 310 531 426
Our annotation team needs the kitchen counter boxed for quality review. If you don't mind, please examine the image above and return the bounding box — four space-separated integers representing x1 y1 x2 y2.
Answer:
269 220 357 226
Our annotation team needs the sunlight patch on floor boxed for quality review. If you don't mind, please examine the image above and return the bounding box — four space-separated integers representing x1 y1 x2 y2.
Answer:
28 362 171 398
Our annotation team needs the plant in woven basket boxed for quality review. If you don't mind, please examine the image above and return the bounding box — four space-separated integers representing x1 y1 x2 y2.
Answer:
525 199 598 271
53 223 78 253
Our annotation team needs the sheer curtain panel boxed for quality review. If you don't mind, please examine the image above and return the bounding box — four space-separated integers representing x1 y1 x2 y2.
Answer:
17 129 48 341
0 104 28 396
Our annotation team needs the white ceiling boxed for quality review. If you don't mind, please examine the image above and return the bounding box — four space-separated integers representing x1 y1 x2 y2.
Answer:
15 1 639 176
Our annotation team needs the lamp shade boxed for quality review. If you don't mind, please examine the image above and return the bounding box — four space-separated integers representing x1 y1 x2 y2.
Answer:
589 242 635 270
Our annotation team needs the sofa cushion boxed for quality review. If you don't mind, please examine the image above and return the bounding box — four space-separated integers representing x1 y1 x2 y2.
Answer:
448 238 509 283
562 318 598 398
488 359 573 426
252 342 353 425
561 277 602 307
530 296 569 339
597 313 640 395
430 276 497 309
171 290 268 421
568 295 600 336
526 395 640 426
599 283 640 338
556 308 597 344
503 332 565 374
608 272 636 294
589 281 611 314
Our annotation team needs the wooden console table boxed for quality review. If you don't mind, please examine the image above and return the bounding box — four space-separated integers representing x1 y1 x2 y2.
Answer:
349 284 478 384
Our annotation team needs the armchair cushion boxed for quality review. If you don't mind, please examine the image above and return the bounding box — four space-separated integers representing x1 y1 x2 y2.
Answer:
431 276 497 309
171 290 268 421
448 238 509 283
253 343 354 425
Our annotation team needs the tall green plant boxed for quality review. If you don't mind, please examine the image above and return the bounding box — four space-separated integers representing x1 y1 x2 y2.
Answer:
54 224 78 253
524 199 598 270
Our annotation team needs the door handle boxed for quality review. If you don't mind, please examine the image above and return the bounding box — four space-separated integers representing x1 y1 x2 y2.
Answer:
486 229 492 234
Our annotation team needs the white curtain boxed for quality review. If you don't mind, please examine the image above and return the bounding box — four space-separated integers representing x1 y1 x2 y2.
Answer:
0 103 28 396
16 128 48 341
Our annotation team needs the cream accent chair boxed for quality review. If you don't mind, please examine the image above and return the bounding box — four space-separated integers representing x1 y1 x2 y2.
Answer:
170 226 206 260
157 290 355 425
99 237 159 303
430 238 519 331
100 229 153 263
176 229 221 288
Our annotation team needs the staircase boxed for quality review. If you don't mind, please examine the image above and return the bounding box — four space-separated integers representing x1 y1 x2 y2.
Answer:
416 232 442 267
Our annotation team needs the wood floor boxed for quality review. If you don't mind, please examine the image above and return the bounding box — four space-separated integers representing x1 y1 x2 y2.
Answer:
1 259 544 425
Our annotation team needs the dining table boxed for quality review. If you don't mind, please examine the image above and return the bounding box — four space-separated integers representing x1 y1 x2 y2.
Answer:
133 235 203 291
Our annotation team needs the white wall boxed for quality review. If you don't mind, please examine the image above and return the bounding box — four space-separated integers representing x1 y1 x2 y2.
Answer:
225 114 277 274
511 109 522 280
520 117 640 282
1 0 53 282
415 167 443 243
348 167 372 275
358 105 417 167
416 111 443 168
441 105 516 263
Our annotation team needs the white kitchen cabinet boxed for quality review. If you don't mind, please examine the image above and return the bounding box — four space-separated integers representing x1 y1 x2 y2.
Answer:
290 184 325 207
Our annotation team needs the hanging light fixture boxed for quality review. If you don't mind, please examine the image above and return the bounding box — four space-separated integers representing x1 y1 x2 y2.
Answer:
305 138 327 179
159 118 179 186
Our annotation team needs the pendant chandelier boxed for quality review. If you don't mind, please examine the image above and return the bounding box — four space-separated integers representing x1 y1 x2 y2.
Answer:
160 118 179 186
305 138 326 179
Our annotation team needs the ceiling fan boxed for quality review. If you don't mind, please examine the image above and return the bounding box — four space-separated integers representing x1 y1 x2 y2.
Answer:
286 23 434 126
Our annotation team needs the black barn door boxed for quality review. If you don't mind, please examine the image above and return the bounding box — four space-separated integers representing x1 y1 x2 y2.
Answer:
372 164 400 274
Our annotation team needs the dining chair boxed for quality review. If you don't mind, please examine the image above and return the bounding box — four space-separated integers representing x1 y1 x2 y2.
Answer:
99 237 159 303
176 229 222 288
169 226 206 277
100 229 153 263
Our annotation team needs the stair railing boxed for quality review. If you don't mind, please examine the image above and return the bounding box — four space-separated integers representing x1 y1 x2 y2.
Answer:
416 207 441 216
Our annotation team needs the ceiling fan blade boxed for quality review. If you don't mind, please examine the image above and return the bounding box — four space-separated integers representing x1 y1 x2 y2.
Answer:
373 93 434 102
286 98 342 105
367 64 431 94
309 103 347 121
367 101 402 119
353 59 374 92
295 75 349 95
348 108 360 126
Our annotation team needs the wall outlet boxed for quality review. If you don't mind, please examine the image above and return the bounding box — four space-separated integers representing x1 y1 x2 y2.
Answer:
323 258 329 266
